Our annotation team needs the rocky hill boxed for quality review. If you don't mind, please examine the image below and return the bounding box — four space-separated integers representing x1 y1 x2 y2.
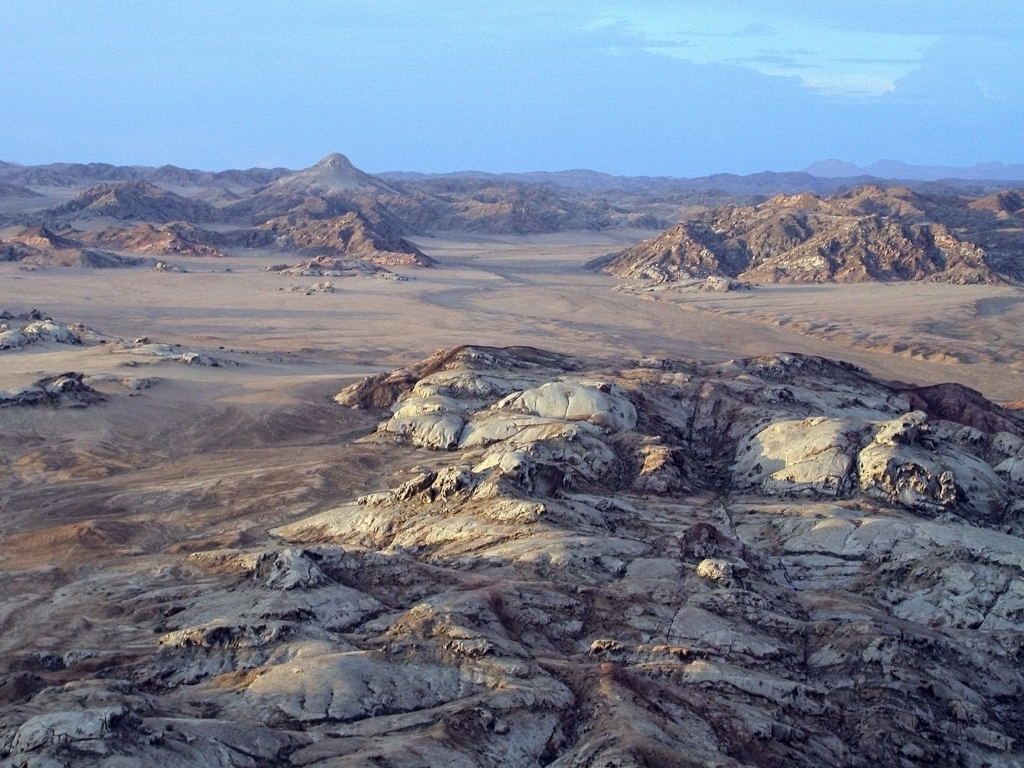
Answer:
76 222 225 258
4 345 1024 766
146 164 290 189
381 167 1000 197
0 226 151 268
970 190 1024 217
0 160 288 190
269 153 401 196
595 185 1022 284
44 181 220 224
0 181 42 200
217 153 410 229
7 156 1024 252
230 211 433 267
380 179 662 234
226 156 658 235
20 175 431 268
218 155 652 237
0 161 145 187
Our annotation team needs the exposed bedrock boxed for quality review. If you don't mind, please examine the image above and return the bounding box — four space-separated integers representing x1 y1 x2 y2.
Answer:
4 346 1024 767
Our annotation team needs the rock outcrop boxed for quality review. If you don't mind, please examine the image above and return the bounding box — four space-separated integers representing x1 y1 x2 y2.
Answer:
0 314 81 350
0 372 103 408
44 181 220 224
269 255 394 278
226 154 657 236
0 226 152 268
268 152 402 196
251 212 432 267
77 222 225 258
596 185 1016 284
5 346 1022 766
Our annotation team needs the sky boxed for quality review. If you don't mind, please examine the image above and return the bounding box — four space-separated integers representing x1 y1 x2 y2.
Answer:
1 1 1022 175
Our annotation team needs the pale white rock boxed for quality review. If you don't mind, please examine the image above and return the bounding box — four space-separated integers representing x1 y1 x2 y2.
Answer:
0 318 79 349
459 413 581 448
695 557 749 586
473 426 617 494
22 319 80 344
8 345 1024 768
732 416 861 496
494 381 637 432
178 351 217 366
992 431 1024 458
675 659 826 712
858 413 1007 517
383 394 467 449
411 370 529 400
995 456 1024 486
0 327 29 349
238 645 473 723
11 706 130 753
669 605 783 659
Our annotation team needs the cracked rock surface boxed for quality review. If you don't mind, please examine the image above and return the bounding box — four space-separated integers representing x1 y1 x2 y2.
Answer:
3 345 1024 767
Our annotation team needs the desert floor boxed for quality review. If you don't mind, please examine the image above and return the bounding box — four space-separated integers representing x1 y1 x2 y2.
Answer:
1 228 1021 585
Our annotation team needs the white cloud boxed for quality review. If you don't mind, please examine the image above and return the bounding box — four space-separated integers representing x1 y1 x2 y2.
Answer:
589 6 938 98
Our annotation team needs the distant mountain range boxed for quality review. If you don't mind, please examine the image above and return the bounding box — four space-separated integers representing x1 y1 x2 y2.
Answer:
382 165 1024 195
805 160 1024 183
2 153 1022 280
4 156 1022 197
0 160 290 191
380 168 857 195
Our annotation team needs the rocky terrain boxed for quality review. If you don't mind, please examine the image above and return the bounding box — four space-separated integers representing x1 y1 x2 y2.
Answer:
267 256 402 280
77 223 226 259
0 157 438 270
2 154 671 237
0 309 224 367
2 151 1024 767
3 344 1023 767
244 211 433 267
5 155 1024 283
269 152 402 196
0 372 104 408
595 186 1024 284
970 190 1024 217
0 160 291 190
375 177 665 234
0 226 153 269
44 181 221 225
0 182 42 201
0 310 82 350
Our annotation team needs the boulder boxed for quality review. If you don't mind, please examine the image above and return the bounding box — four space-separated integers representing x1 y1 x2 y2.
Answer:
733 416 861 496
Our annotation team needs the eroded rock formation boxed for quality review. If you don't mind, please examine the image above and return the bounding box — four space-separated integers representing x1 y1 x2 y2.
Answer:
0 372 103 408
3 346 1023 766
0 313 81 350
595 186 1019 284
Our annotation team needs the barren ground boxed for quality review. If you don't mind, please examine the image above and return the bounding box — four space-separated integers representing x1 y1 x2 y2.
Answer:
1 230 1022 764
3 230 1022 542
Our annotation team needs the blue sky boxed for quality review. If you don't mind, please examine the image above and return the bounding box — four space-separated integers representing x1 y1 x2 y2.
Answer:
1 1 1021 175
